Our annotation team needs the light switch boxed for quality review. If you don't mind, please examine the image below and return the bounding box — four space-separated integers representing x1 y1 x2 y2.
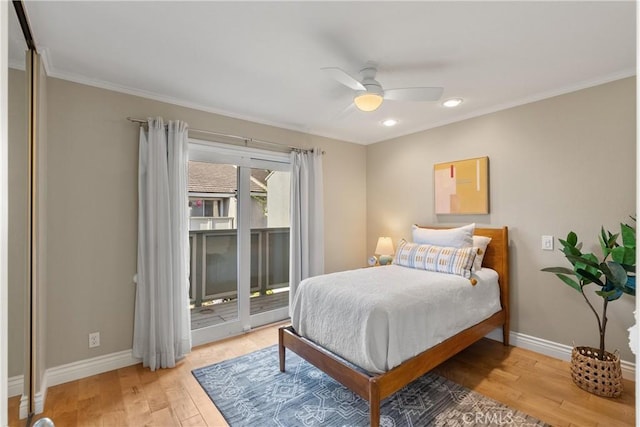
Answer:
542 235 554 251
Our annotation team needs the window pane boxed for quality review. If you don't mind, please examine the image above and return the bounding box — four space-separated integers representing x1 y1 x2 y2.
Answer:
204 200 214 217
189 161 239 330
204 233 237 298
189 198 204 217
250 168 290 316
188 159 290 332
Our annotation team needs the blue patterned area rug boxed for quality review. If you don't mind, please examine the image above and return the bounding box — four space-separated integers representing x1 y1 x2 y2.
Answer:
192 345 548 427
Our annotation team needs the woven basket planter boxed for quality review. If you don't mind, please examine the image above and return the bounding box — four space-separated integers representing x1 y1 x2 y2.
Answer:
570 346 623 398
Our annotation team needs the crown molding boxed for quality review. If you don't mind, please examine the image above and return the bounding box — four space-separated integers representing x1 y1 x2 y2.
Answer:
37 48 636 147
384 68 637 145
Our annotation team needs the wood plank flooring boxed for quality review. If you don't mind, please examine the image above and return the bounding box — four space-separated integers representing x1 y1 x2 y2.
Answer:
8 322 635 426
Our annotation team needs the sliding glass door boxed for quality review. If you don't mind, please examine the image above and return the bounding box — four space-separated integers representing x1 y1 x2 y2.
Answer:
188 141 290 345
248 167 290 323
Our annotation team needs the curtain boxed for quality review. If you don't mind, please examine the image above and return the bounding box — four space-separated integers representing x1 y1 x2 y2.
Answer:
289 149 325 312
133 117 192 371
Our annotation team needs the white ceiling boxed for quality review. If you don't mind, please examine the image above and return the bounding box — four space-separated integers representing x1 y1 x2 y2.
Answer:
9 1 636 145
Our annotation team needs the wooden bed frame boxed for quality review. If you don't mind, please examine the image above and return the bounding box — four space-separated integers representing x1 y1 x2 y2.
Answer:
278 226 509 427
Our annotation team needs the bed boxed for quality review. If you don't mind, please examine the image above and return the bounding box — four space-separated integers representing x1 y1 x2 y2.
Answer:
278 226 509 427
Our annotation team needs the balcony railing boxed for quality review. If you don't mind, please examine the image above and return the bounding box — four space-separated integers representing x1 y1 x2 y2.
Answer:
189 216 234 230
188 227 290 308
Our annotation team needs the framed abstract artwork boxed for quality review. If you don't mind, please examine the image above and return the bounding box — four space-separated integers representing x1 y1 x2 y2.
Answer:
434 156 489 214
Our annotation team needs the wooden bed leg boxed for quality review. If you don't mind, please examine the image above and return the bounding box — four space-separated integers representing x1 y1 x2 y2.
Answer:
278 327 286 372
503 320 510 346
369 379 380 427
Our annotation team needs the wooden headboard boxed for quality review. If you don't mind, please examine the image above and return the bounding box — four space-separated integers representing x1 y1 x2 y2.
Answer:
474 227 509 317
416 226 510 326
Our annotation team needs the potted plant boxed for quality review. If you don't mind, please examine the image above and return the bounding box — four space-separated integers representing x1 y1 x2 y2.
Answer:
542 219 635 398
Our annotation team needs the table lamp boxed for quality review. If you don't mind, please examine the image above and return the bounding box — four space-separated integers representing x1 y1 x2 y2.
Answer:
375 237 394 265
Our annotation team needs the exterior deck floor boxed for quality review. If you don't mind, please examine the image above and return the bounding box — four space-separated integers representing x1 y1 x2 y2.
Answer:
191 291 289 330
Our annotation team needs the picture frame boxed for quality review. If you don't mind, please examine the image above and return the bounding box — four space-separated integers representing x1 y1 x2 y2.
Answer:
434 156 489 214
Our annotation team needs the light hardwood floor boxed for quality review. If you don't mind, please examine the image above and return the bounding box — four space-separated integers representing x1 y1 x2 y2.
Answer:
8 322 635 426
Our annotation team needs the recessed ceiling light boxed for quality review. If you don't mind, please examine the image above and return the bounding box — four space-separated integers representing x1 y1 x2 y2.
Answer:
382 119 398 127
443 98 463 108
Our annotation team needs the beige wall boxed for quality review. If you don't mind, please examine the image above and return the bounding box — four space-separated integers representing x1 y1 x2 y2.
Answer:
367 77 636 362
44 77 366 367
15 72 637 371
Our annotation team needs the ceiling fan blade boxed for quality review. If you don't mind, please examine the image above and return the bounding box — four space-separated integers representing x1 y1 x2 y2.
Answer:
384 87 444 102
333 102 357 121
322 67 366 91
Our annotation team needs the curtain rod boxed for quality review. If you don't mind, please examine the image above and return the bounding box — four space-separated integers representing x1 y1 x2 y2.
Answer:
126 117 323 154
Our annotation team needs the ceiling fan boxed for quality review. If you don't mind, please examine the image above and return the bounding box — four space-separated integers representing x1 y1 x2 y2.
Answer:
322 61 444 112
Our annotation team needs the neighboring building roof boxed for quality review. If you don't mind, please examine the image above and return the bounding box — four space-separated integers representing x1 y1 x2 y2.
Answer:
188 161 267 194
251 169 269 190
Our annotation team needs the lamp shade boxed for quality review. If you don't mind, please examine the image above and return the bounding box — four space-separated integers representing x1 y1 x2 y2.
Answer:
354 93 383 112
375 237 394 255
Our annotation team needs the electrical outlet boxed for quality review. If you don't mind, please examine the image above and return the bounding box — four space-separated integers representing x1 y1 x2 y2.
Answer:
542 235 554 251
89 332 100 348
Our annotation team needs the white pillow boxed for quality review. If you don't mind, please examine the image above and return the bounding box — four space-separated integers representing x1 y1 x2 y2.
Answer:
412 223 475 248
472 235 492 271
394 239 477 279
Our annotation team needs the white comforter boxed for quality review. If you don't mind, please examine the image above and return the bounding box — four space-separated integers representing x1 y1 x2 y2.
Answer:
291 265 501 373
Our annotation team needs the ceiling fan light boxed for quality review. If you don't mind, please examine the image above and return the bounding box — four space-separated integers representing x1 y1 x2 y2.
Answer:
354 93 383 112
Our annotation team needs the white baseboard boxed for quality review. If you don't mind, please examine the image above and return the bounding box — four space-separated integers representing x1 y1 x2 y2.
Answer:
8 374 23 398
45 349 140 388
18 377 46 419
9 350 140 398
485 329 636 380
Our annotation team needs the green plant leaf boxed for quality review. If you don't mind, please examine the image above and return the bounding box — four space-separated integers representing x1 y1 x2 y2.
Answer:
596 289 621 300
555 274 582 292
576 268 604 287
606 261 628 287
566 231 578 247
567 253 599 269
620 223 635 248
562 246 583 264
622 264 636 274
611 246 635 266
602 278 625 301
600 227 608 245
541 267 575 275
600 227 618 255
598 263 615 283
567 253 601 282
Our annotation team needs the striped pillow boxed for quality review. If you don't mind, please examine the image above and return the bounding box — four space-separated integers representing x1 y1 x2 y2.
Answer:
394 239 477 279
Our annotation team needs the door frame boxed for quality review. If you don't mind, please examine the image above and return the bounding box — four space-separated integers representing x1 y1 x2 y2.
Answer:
189 140 290 346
